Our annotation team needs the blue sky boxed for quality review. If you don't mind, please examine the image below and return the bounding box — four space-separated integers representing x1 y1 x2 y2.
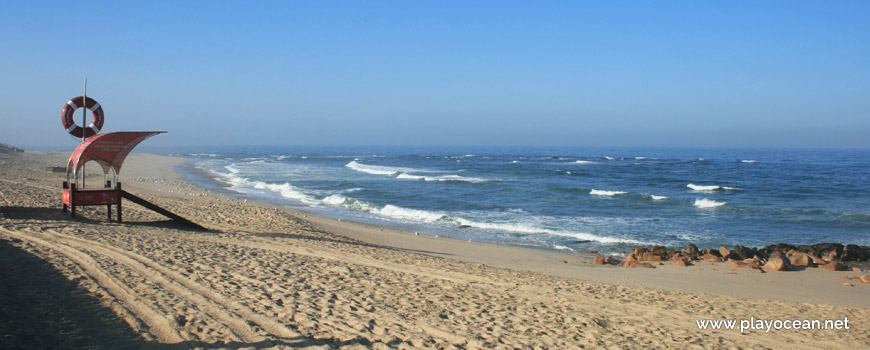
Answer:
2 1 868 149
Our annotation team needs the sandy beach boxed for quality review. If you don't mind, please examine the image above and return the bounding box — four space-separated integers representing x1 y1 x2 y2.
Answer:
2 150 869 349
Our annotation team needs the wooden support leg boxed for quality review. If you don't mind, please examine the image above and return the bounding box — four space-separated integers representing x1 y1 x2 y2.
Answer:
117 183 123 223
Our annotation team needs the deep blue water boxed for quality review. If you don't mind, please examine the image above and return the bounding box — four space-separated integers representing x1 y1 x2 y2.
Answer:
180 147 870 254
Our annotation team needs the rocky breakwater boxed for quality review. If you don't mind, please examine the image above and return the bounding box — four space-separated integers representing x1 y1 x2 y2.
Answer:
590 243 870 282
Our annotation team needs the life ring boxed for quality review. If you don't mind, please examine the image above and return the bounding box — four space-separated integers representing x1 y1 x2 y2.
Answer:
61 96 105 138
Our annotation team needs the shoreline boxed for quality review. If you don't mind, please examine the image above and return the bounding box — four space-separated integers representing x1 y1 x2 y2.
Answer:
3 150 869 348
167 154 870 308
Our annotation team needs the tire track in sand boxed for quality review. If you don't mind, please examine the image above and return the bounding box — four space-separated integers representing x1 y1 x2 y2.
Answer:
42 229 301 341
0 228 186 344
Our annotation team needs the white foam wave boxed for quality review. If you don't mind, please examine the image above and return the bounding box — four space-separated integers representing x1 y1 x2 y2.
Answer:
635 156 646 160
722 186 742 191
604 156 616 160
453 218 639 244
345 161 404 176
575 160 596 164
687 183 720 191
396 173 425 180
376 205 448 223
742 160 758 163
553 245 574 251
590 189 628 196
512 160 520 164
694 198 726 208
650 195 668 200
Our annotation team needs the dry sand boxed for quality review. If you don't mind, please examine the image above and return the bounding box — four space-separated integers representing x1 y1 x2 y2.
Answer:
1 151 868 349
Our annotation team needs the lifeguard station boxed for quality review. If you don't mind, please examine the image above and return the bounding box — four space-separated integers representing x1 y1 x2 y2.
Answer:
60 82 206 230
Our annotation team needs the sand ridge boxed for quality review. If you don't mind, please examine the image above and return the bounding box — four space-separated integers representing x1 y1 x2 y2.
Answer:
1 151 868 349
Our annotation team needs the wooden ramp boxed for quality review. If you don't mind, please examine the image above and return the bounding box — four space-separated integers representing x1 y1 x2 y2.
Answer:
120 190 208 231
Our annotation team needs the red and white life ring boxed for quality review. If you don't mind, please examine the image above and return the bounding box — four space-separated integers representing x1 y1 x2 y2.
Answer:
61 96 105 138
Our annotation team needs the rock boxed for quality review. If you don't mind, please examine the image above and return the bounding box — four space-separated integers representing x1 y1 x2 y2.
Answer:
561 259 568 264
701 248 721 257
743 258 762 269
620 254 638 268
762 252 792 272
685 244 699 258
672 257 692 267
815 243 845 261
852 266 864 272
651 245 668 258
755 268 765 273
641 252 662 262
637 262 656 268
592 256 605 265
719 246 731 258
632 248 648 258
860 275 870 284
819 261 846 271
843 283 854 287
728 245 753 260
760 243 797 257
703 254 722 263
604 256 620 265
842 245 870 262
819 262 846 271
788 251 817 268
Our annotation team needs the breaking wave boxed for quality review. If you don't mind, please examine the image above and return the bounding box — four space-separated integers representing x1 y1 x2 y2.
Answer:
590 189 628 196
694 198 726 208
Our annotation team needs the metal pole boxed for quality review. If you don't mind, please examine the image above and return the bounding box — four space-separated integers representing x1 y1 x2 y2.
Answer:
82 78 87 188
83 78 87 143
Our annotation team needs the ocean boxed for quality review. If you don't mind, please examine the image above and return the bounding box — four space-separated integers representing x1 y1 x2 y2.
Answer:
179 147 870 254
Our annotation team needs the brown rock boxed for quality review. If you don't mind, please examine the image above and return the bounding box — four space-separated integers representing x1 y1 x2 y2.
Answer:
651 245 668 258
860 275 870 284
743 258 762 268
819 262 846 271
685 244 699 257
620 254 638 268
755 268 765 273
673 258 690 267
637 262 656 268
762 252 792 272
701 248 721 257
719 246 731 258
561 259 568 264
632 248 648 258
852 266 864 272
704 255 722 263
843 283 854 287
809 254 827 266
591 256 605 265
840 275 851 279
641 252 662 262
604 256 619 265
789 252 817 268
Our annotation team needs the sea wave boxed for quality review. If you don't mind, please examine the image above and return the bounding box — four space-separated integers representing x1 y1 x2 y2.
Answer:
218 170 316 204
322 195 448 223
453 217 642 244
575 160 597 164
687 183 720 191
742 160 758 163
694 198 726 208
345 161 408 176
650 195 668 201
590 189 628 196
